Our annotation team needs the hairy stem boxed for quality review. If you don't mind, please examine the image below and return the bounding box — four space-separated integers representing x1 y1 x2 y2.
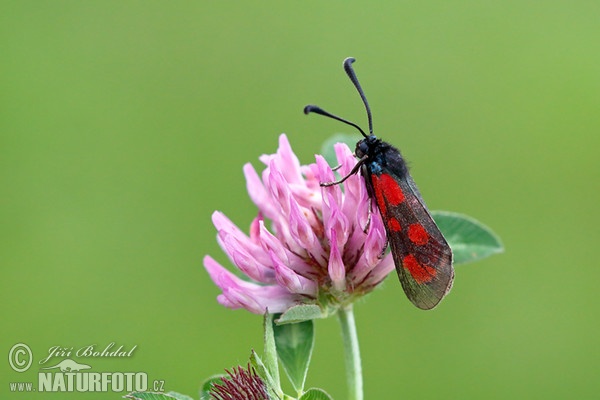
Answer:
337 305 363 400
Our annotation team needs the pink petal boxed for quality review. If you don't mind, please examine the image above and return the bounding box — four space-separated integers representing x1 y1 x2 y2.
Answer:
288 200 321 256
258 221 312 276
220 285 296 314
350 217 388 284
266 163 291 217
334 142 358 176
227 238 276 283
326 207 349 250
274 134 304 185
270 251 318 296
360 253 395 289
315 155 350 248
213 211 271 267
315 156 341 207
328 229 346 291
244 163 277 221
345 193 384 256
204 255 297 314
334 143 367 222
249 214 262 244
260 169 306 255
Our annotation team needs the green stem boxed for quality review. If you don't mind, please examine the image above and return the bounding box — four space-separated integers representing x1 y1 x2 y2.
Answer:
337 305 363 400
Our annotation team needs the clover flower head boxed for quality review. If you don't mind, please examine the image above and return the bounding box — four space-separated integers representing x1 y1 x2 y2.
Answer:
209 364 268 400
204 134 394 315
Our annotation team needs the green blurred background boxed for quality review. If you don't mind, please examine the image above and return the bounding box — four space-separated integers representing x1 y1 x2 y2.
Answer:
2 1 598 399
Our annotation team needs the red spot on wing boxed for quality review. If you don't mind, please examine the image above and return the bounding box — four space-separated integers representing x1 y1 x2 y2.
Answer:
402 254 436 284
371 173 405 218
378 173 405 205
371 174 388 216
408 223 429 245
389 217 401 232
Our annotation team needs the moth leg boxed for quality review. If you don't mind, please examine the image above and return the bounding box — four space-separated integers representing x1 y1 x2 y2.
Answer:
320 154 368 187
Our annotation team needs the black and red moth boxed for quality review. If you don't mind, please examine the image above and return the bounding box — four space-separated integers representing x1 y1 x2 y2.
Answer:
304 57 454 309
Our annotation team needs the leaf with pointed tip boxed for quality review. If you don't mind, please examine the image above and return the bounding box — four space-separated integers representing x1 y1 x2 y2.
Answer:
432 211 504 265
263 312 280 389
199 375 225 400
273 319 315 394
165 393 194 400
250 350 282 399
249 350 268 382
299 388 334 400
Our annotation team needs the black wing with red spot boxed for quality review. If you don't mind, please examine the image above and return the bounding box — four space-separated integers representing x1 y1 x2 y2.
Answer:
364 144 454 310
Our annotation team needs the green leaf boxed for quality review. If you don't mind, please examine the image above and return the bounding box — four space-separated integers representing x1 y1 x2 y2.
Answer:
199 375 225 400
263 312 281 391
276 304 326 324
249 349 267 378
165 393 194 400
432 211 504 265
124 393 184 400
273 319 315 394
250 350 282 399
299 388 334 400
320 133 360 166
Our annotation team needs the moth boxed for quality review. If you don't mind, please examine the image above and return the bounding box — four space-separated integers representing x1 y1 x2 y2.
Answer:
304 57 454 309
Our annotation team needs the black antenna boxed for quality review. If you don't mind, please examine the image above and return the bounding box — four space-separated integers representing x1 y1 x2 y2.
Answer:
343 57 373 136
304 57 374 138
303 105 368 138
